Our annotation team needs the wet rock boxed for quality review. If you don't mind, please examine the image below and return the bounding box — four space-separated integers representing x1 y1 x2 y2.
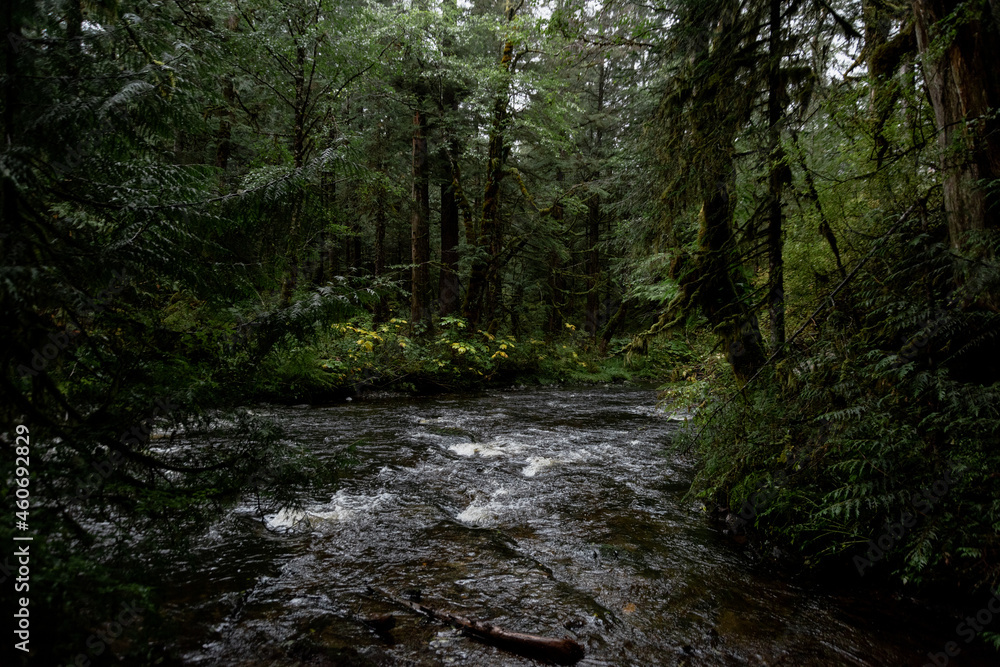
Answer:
362 613 396 633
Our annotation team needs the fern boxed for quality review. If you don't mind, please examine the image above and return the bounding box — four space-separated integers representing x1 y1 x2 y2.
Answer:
687 211 1000 593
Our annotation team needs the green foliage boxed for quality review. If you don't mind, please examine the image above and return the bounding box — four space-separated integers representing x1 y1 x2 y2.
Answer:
683 216 1000 591
238 311 688 398
312 316 603 390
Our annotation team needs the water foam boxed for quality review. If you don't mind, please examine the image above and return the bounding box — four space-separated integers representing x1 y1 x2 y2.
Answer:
456 487 514 526
264 490 394 530
522 456 557 477
448 437 526 458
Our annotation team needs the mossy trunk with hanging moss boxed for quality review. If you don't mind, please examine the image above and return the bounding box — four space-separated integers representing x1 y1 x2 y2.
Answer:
648 0 767 383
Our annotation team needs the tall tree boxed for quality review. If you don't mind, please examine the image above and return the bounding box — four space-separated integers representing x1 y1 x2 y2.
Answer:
647 0 767 381
410 104 432 326
911 0 1000 264
438 0 464 317
584 58 606 337
765 0 788 348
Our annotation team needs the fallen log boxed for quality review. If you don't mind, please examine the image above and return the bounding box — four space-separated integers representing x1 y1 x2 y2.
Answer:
369 587 585 665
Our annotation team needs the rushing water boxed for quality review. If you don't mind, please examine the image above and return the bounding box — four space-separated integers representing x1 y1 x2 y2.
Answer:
158 385 996 666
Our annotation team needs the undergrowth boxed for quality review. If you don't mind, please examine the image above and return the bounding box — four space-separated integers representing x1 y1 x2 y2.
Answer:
678 214 1000 621
252 316 694 399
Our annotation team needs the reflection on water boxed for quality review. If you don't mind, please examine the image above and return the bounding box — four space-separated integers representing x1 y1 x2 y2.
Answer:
157 385 996 665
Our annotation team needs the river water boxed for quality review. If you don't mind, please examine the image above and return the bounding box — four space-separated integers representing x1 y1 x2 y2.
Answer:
157 385 995 665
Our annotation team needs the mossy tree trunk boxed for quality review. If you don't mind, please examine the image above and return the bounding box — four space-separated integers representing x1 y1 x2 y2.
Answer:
912 0 1000 262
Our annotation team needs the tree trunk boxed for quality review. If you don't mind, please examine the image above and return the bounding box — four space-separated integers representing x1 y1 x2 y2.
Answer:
790 131 846 279
325 168 338 281
440 178 461 316
698 177 767 383
374 589 584 665
547 164 566 335
281 43 309 305
584 61 606 338
410 107 431 329
344 185 362 275
438 0 462 318
766 0 786 350
374 184 388 323
912 0 1000 257
654 0 767 382
585 191 601 336
215 75 234 171
863 0 892 167
374 121 389 324
464 1 517 330
599 301 627 356
291 43 307 171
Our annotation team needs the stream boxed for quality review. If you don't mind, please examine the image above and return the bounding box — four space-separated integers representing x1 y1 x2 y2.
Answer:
157 385 995 666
